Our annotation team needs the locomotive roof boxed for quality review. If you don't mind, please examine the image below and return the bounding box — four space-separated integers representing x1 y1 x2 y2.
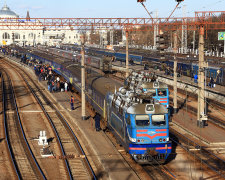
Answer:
140 82 168 89
90 76 121 95
127 103 168 115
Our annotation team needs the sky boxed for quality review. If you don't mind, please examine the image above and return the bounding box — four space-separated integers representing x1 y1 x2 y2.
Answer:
2 0 225 18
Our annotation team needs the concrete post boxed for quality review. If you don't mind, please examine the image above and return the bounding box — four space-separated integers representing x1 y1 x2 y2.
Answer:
173 32 178 113
81 35 86 120
126 30 129 78
224 39 225 54
197 25 207 127
193 30 196 53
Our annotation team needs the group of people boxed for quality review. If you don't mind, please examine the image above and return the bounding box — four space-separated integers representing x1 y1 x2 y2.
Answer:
34 64 70 93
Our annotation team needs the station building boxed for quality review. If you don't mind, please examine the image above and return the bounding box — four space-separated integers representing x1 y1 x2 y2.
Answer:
0 4 82 46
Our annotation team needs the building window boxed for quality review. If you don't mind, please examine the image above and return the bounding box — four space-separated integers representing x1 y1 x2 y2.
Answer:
3 32 10 39
28 33 33 38
15 33 20 40
23 35 26 39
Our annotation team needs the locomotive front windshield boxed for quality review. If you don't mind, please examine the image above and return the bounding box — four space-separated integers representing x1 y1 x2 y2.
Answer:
152 115 166 126
135 115 150 126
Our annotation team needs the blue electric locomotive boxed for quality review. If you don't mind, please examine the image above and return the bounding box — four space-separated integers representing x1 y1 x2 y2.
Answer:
107 88 171 163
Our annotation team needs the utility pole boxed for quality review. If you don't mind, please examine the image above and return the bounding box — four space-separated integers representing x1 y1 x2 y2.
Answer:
154 10 159 49
193 30 196 53
81 34 86 120
181 5 187 54
197 25 208 128
173 32 178 113
110 29 114 46
126 30 129 78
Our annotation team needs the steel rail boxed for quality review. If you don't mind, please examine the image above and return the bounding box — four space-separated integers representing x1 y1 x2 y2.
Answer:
2 69 47 180
170 128 225 178
1 72 21 179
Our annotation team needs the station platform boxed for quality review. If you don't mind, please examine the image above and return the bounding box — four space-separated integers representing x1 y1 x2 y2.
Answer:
172 110 225 147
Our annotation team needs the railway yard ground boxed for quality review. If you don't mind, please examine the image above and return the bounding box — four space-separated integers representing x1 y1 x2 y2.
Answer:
0 52 224 179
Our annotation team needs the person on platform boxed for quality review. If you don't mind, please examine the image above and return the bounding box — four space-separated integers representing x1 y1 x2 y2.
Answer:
70 96 75 110
210 77 214 88
194 74 198 83
64 81 68 92
94 112 101 131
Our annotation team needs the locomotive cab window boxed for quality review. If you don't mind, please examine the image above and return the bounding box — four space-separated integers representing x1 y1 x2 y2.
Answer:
157 89 167 96
135 115 149 126
152 115 166 126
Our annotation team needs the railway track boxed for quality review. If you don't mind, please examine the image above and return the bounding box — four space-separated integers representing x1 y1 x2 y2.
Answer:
2 58 96 179
103 130 176 180
0 72 20 179
0 68 46 179
169 127 225 179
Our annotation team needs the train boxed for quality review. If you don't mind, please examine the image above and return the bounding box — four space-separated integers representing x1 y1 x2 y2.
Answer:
58 45 143 65
58 45 225 85
10 47 172 164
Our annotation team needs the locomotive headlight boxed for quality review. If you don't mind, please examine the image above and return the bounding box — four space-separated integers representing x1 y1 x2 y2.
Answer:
159 138 162 142
129 136 136 143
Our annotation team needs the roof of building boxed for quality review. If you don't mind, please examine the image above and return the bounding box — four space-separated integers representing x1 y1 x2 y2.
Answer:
0 4 19 18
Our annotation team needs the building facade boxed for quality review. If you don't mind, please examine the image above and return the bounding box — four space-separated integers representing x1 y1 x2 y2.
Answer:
0 4 82 46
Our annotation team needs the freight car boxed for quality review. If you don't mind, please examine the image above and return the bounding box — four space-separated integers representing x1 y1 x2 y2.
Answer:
24 50 172 164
